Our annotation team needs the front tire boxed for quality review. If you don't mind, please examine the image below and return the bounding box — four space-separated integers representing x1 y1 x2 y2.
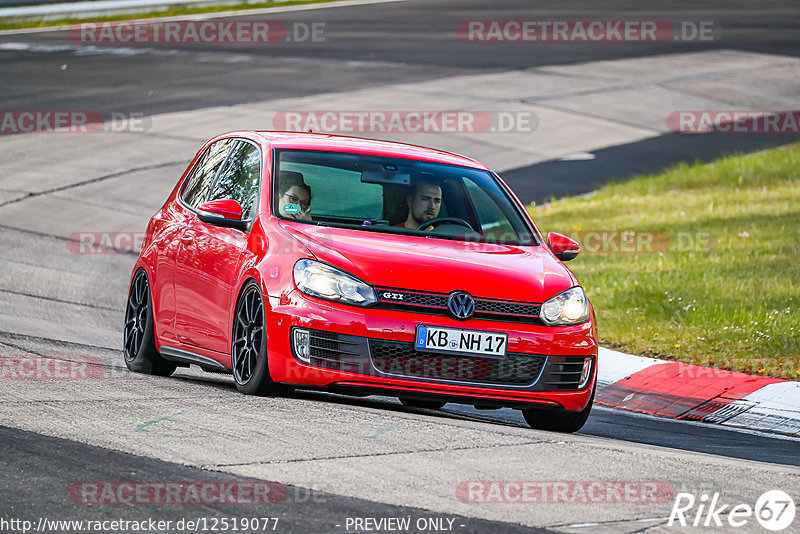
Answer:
522 389 594 433
123 269 177 377
231 280 281 396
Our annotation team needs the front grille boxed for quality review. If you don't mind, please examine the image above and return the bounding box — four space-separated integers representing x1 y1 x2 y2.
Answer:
542 355 589 391
378 290 449 309
374 287 541 324
369 340 545 386
477 298 540 316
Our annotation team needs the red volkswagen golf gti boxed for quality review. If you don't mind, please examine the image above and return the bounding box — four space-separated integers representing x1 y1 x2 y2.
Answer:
124 131 597 432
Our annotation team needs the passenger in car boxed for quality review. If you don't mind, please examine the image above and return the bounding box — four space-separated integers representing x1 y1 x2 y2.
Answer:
396 178 442 229
278 170 312 221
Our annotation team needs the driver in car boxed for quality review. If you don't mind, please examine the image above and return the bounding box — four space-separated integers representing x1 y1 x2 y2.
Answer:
397 178 442 229
278 170 312 221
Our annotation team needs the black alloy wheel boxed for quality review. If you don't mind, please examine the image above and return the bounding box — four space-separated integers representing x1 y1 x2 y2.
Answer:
123 269 176 376
232 280 281 395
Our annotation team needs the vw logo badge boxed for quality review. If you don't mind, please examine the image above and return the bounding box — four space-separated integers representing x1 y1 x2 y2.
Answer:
447 291 475 320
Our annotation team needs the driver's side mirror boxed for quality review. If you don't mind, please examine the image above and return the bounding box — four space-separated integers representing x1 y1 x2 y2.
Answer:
547 232 580 261
197 199 248 232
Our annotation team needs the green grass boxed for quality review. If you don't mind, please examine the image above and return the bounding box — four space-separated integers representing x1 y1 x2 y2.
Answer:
529 143 800 380
0 0 339 31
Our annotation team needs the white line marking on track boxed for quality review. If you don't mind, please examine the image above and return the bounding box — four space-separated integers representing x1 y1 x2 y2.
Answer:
0 41 255 61
0 0 409 36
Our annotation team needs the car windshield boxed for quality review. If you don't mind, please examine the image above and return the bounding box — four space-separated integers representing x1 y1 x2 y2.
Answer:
273 149 537 245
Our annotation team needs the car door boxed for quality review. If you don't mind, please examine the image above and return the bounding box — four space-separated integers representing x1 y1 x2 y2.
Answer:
153 138 236 345
174 139 262 356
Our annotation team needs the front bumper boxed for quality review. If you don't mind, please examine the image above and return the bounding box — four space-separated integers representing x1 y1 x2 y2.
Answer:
266 290 597 412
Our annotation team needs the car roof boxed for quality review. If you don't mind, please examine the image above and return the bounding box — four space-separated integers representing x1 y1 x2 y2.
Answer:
249 131 490 171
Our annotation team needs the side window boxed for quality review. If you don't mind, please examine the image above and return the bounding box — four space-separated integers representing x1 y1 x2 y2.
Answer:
207 141 261 220
181 139 236 209
463 178 515 239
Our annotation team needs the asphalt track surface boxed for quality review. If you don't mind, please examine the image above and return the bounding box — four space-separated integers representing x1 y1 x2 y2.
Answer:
2 0 800 199
1 0 800 532
2 0 800 115
1 426 545 534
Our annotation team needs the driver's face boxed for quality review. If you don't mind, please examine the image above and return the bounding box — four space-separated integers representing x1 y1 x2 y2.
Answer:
408 184 442 225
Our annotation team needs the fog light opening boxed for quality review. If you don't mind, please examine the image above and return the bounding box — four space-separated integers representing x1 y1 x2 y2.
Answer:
578 357 592 389
293 328 311 363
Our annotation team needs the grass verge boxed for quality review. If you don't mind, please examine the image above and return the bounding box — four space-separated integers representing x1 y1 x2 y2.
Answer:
0 0 339 31
530 142 800 380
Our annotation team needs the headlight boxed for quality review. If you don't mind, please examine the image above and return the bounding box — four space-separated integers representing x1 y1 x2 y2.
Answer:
293 259 376 307
540 287 590 326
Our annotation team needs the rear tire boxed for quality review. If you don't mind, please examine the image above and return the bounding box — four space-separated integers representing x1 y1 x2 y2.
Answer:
123 269 177 377
231 280 282 396
522 389 594 433
400 398 447 410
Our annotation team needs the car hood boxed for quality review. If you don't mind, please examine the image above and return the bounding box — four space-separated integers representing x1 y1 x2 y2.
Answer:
281 223 576 303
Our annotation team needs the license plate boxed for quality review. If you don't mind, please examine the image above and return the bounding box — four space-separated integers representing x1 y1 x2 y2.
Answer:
415 325 507 357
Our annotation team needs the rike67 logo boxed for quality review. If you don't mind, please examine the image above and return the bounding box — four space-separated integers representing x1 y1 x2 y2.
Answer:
669 490 795 531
